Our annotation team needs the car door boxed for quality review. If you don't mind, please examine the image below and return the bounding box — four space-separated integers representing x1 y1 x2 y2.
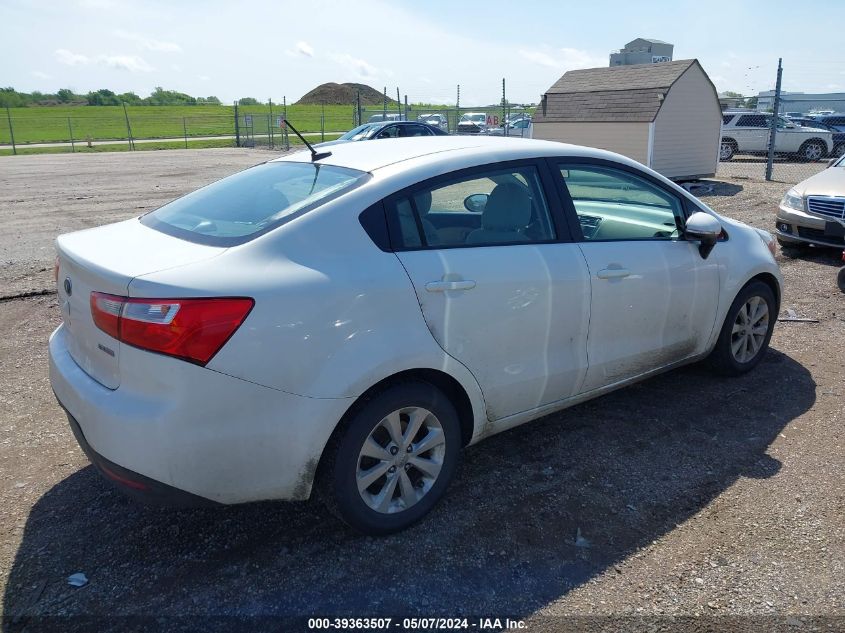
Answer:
734 114 770 152
775 116 804 153
387 160 591 422
552 160 721 393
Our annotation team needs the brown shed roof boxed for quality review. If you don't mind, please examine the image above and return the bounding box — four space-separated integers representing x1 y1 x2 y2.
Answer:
534 59 703 123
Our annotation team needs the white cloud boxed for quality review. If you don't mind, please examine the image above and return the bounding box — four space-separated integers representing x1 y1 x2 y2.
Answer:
518 47 603 70
54 48 153 72
99 55 154 72
115 30 182 53
55 48 89 66
285 40 315 58
329 52 381 79
32 70 52 79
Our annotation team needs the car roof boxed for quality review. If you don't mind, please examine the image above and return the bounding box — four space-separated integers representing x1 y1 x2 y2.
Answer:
272 135 639 173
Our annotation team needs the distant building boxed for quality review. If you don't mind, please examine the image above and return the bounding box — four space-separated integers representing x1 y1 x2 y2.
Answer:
756 90 845 114
610 38 674 66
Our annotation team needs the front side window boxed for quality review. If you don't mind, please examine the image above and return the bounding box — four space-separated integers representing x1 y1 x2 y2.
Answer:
401 124 432 137
376 126 400 139
558 164 684 241
142 162 369 245
388 165 556 249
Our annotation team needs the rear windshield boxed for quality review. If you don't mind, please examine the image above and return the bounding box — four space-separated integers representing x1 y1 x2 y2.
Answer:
142 161 370 246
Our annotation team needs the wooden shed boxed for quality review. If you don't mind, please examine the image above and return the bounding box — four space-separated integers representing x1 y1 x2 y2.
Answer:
532 59 721 180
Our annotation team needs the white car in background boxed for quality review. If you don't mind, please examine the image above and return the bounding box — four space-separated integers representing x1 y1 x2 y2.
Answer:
720 111 833 161
50 137 782 534
456 112 489 134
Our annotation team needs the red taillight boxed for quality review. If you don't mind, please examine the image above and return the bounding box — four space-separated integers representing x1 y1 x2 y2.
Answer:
90 292 254 365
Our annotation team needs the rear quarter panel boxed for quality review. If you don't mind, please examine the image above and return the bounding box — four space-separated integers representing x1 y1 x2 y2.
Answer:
128 185 489 439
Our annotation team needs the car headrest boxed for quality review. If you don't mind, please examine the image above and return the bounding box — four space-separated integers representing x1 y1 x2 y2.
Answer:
483 183 531 230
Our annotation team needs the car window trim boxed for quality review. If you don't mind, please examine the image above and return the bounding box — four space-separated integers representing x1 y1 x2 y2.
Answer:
545 156 696 244
383 158 574 252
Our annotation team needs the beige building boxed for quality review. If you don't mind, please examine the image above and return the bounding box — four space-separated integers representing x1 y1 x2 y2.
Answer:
532 59 722 180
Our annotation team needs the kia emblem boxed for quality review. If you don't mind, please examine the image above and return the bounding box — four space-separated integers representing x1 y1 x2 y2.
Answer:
63 277 72 296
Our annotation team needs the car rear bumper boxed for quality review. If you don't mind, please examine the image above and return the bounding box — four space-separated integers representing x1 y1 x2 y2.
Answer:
49 324 354 504
776 204 845 248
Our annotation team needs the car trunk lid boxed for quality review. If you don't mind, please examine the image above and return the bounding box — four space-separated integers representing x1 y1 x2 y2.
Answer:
56 218 224 389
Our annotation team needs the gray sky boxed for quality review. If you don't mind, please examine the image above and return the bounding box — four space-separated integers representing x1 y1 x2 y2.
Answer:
2 0 844 105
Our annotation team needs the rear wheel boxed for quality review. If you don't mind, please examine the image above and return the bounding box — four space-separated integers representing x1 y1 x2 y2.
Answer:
837 267 845 293
834 143 845 158
708 281 776 376
318 381 461 535
798 140 826 162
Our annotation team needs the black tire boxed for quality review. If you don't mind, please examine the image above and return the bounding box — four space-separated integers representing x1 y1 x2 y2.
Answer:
719 140 736 161
708 280 777 376
837 266 845 293
317 381 461 535
834 143 845 158
798 140 826 162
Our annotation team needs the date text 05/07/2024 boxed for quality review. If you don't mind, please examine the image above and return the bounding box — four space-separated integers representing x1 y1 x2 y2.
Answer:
307 617 527 630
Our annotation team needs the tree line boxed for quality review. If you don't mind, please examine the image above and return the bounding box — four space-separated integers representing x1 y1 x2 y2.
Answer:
0 86 250 107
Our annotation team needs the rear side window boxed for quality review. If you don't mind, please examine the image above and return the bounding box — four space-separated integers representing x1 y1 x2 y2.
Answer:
736 114 769 128
722 114 735 125
142 162 369 246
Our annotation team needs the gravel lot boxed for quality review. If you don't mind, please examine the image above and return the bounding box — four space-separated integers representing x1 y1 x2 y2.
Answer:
1 150 843 631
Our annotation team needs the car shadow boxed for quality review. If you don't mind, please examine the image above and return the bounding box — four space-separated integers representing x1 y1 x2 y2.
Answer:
687 180 744 198
780 244 844 267
3 349 815 629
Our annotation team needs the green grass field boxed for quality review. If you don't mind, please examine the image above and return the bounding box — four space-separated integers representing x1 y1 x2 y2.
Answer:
0 104 358 145
0 102 531 154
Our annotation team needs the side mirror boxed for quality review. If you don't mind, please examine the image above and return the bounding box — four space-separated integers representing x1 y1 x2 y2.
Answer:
464 193 489 213
684 211 722 259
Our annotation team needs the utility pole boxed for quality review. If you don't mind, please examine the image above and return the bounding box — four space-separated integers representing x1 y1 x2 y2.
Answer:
501 78 507 135
396 87 401 118
234 101 240 147
122 102 134 150
765 58 783 181
356 91 361 127
456 84 460 132
5 107 16 155
383 87 387 120
404 94 408 122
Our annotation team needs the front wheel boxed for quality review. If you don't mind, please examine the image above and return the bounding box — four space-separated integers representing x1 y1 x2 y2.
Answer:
719 141 736 161
318 381 462 535
708 281 777 376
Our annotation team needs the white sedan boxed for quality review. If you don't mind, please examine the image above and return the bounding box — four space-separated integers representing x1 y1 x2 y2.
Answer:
50 137 782 534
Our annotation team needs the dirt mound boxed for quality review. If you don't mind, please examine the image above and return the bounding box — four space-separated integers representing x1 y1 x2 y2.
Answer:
295 83 397 106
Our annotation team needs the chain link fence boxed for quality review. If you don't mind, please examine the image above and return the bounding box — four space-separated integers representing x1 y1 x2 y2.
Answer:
717 94 845 185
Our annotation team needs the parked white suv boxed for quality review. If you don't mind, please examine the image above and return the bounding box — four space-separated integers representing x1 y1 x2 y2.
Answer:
720 111 833 161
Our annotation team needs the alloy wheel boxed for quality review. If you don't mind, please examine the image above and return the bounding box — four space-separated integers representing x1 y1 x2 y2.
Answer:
730 296 770 363
356 407 446 514
802 143 824 161
720 142 735 161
